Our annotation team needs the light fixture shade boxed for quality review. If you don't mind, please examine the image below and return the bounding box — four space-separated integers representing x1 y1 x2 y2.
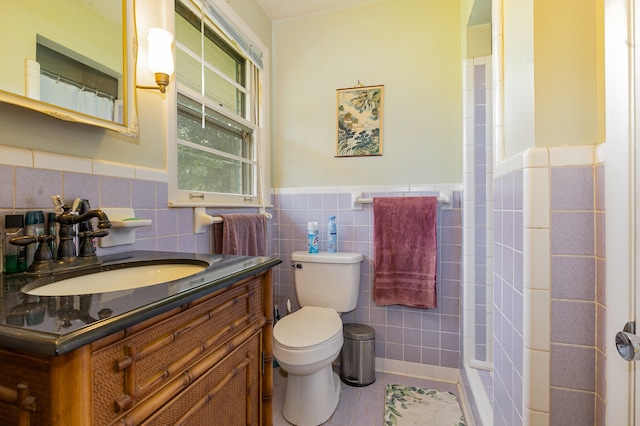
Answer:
147 28 174 76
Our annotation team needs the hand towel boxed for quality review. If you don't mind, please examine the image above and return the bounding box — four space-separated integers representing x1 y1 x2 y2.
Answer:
220 213 267 256
373 196 437 308
212 222 224 254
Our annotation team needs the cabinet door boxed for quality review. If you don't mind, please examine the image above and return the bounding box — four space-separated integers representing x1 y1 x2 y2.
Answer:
0 350 50 425
120 331 262 426
92 278 263 424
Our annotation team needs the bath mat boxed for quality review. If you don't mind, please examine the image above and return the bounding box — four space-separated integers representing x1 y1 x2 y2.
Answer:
384 384 465 425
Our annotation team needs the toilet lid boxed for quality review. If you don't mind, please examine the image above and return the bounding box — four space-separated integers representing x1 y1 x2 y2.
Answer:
274 306 342 350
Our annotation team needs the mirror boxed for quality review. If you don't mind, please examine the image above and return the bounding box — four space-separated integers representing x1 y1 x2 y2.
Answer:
1 1 138 137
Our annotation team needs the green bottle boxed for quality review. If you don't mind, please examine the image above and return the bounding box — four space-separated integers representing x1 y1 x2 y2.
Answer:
4 215 26 273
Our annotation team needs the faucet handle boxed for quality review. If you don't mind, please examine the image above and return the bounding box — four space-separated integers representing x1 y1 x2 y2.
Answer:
11 235 56 275
78 229 109 239
78 229 109 258
87 229 109 238
9 234 54 247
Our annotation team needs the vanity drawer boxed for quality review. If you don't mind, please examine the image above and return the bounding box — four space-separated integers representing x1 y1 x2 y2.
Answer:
120 331 261 426
91 277 264 425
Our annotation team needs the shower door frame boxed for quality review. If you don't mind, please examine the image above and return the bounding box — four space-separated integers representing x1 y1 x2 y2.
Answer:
605 0 637 424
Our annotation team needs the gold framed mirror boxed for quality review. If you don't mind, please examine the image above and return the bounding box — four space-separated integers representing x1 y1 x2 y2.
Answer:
1 1 138 137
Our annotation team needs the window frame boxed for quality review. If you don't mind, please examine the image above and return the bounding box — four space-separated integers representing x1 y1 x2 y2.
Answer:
167 0 270 208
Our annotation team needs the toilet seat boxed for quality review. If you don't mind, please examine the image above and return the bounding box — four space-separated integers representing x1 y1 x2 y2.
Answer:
274 306 342 350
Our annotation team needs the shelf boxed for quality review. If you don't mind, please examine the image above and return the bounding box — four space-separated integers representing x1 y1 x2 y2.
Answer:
98 208 152 247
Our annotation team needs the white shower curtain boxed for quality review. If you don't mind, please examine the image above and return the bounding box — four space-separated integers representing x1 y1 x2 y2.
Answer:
39 74 114 121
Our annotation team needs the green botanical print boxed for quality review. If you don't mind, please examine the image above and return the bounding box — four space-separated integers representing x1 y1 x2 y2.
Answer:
337 87 382 156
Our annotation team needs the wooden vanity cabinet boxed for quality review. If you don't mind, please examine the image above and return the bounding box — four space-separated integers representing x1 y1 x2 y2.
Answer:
0 269 275 426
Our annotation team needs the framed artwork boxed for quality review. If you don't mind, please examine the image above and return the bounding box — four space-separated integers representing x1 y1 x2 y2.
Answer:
336 84 384 157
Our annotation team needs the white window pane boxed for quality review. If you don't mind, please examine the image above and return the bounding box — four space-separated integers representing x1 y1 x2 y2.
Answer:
178 94 252 158
178 144 253 195
176 11 201 55
176 49 202 94
203 29 242 83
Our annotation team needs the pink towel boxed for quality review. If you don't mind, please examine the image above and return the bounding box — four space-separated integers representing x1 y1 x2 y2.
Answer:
373 196 437 308
220 213 267 256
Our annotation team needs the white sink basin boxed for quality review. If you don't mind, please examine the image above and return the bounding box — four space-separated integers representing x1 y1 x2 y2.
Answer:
24 263 207 296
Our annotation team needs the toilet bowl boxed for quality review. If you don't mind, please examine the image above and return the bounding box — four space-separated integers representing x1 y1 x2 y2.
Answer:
273 306 343 425
273 251 363 426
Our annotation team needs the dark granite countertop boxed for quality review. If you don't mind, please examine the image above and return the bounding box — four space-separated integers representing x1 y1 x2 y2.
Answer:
0 250 281 356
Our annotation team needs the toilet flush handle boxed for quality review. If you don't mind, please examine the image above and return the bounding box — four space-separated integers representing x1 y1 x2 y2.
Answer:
291 263 302 269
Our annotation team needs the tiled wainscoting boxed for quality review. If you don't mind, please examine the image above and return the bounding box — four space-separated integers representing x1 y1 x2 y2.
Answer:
492 146 606 426
0 146 464 383
271 186 462 377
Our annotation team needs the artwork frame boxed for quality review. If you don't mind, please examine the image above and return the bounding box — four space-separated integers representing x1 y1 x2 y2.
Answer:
336 84 384 157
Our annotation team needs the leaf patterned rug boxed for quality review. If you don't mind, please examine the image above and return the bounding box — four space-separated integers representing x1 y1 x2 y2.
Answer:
384 384 466 426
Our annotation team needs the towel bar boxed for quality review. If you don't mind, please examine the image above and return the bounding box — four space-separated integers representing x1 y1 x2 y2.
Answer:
209 212 272 224
354 192 449 205
193 207 272 234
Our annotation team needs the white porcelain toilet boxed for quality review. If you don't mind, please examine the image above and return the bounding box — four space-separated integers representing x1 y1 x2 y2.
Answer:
273 251 363 426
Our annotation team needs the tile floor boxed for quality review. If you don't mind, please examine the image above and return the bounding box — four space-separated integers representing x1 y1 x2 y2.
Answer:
272 367 460 426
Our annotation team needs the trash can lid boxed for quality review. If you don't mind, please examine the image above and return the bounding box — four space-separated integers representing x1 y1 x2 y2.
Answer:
343 323 375 340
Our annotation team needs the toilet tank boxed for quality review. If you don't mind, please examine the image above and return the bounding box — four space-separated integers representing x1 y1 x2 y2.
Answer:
292 251 363 313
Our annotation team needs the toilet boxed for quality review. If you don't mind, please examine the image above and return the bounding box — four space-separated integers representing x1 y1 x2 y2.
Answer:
273 250 363 426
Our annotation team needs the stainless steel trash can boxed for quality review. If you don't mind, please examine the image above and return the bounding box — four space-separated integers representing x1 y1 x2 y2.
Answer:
340 323 375 386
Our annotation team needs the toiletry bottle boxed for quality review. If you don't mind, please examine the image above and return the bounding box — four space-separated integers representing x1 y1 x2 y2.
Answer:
307 222 319 253
4 215 26 273
327 215 337 253
25 211 45 269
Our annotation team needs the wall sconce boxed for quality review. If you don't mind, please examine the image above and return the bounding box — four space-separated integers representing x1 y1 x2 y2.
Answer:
137 28 174 93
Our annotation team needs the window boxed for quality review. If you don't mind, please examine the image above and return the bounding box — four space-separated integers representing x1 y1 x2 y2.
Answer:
169 0 269 207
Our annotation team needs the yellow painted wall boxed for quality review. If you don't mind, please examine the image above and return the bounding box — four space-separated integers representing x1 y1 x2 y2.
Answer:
468 24 492 58
533 0 604 147
464 0 491 58
462 0 474 58
272 0 462 187
502 0 604 158
503 0 536 156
